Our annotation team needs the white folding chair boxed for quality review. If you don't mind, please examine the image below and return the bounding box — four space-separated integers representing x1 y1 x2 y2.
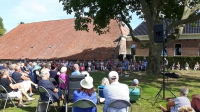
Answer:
0 85 16 112
106 99 132 112
72 99 97 112
35 86 57 112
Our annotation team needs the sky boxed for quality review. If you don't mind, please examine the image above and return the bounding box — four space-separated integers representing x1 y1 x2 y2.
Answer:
0 0 143 33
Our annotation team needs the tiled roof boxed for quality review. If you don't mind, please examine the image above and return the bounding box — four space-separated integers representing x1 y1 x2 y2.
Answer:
133 20 200 36
0 19 129 60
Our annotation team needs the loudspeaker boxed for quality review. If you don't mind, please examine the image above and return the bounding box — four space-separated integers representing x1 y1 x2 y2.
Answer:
67 75 85 102
154 24 167 43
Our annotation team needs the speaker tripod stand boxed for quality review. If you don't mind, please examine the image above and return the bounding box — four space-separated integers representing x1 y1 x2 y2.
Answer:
152 72 176 106
152 41 176 106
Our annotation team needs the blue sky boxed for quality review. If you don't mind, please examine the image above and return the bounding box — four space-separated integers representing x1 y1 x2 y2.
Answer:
0 0 143 33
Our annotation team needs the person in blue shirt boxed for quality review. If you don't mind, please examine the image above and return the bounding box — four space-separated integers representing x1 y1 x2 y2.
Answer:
73 75 97 112
71 64 81 75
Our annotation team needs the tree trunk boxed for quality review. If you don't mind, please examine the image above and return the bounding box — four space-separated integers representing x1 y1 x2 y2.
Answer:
146 36 163 75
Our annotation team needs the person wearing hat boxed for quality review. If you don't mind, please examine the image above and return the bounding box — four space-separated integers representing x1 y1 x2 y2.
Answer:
38 68 64 108
103 71 130 112
159 87 191 112
58 67 68 90
129 79 141 94
73 75 97 112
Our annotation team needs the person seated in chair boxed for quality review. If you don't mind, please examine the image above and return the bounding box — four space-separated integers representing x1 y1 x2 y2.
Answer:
129 79 141 95
58 67 68 90
103 71 130 112
38 68 64 108
0 69 35 107
191 93 200 112
98 77 110 103
159 87 191 112
118 58 129 76
73 75 97 112
12 65 37 97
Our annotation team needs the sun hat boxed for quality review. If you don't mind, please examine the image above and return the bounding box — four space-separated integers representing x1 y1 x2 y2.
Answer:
60 67 67 73
132 79 139 85
80 76 93 89
81 71 90 77
108 71 119 80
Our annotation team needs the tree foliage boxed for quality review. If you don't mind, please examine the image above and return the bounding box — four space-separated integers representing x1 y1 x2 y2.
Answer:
0 17 6 37
60 0 200 74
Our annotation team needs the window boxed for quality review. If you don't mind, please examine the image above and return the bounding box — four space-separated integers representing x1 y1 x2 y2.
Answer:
131 44 136 55
174 44 182 56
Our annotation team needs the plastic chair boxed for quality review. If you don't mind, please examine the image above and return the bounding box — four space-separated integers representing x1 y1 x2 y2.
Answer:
35 86 57 112
72 99 97 112
106 99 132 112
0 85 16 112
10 77 16 84
97 86 104 98
49 78 58 88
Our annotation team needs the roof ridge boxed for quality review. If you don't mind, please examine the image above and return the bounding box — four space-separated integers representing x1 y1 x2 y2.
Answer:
21 18 75 25
133 21 145 31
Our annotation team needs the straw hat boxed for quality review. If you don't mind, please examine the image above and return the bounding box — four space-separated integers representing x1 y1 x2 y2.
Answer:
80 76 93 89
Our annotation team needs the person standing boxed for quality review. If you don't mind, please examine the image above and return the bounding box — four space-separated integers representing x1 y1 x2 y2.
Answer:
103 71 130 112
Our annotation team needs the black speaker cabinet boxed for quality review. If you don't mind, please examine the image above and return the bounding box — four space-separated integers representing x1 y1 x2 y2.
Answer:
154 24 167 43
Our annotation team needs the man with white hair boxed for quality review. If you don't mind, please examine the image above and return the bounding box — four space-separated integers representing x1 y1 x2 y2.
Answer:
103 71 130 112
159 87 191 112
71 64 81 75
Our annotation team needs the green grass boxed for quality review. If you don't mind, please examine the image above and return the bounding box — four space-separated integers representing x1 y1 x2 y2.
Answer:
1 70 200 112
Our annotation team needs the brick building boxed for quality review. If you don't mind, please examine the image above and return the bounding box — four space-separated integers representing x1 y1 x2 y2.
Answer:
0 19 129 60
118 21 200 58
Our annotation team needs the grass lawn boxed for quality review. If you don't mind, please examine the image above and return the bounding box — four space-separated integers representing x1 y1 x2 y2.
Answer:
1 70 200 112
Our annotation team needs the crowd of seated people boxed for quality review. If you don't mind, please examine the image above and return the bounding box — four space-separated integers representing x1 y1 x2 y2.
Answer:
1 59 200 111
171 61 200 71
0 69 35 107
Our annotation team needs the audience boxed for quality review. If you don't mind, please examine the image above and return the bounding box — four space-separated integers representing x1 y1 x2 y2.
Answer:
12 65 37 97
194 62 199 71
58 67 68 90
191 93 200 112
71 64 81 75
73 75 97 112
159 87 191 112
0 69 35 107
185 62 189 70
103 71 130 112
38 68 64 108
49 62 60 83
129 79 141 95
98 77 110 103
178 105 195 112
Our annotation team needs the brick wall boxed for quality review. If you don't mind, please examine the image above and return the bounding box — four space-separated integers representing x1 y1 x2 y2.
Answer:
128 39 200 56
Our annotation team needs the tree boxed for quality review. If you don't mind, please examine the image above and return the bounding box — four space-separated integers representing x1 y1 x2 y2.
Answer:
60 0 200 75
19 22 25 24
0 17 6 37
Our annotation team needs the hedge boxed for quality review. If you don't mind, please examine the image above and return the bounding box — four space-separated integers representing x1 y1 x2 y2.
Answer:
135 56 200 70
